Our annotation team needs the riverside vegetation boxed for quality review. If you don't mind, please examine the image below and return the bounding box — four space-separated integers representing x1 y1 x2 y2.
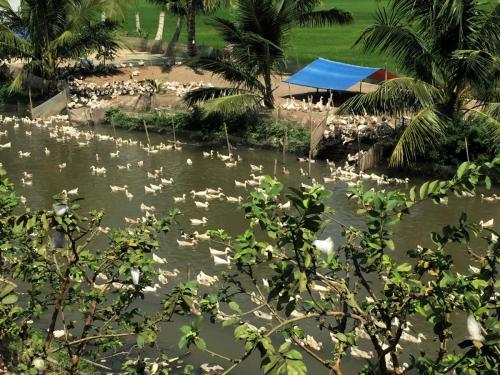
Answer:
0 155 499 374
104 108 311 154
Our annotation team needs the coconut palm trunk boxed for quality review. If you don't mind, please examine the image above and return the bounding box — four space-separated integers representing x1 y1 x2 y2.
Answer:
135 12 141 32
166 15 184 59
187 0 197 56
155 10 165 41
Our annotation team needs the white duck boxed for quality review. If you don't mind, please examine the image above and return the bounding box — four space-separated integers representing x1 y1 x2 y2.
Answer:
196 271 219 286
190 217 208 226
312 237 334 255
212 255 231 266
152 253 167 264
177 239 198 248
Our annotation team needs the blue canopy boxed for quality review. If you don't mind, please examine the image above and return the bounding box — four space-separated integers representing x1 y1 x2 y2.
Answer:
285 58 394 91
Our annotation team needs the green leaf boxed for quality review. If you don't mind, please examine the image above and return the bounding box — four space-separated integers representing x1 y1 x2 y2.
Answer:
419 182 429 200
457 162 469 178
1 294 18 305
471 279 488 289
228 301 242 314
396 263 412 273
195 338 206 351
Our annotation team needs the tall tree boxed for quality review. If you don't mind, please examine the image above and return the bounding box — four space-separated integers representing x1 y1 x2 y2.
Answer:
0 0 127 93
186 0 230 57
185 0 353 110
337 0 500 166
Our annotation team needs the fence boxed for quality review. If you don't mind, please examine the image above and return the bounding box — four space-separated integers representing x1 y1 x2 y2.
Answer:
31 88 68 119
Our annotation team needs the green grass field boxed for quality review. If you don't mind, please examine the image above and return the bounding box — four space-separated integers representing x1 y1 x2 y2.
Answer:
121 0 496 69
122 0 395 69
121 0 496 70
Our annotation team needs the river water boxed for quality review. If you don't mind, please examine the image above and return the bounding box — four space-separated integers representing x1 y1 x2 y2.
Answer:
0 117 498 374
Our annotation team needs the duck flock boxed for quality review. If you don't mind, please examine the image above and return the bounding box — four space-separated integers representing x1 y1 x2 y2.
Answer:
67 76 214 110
0 113 497 373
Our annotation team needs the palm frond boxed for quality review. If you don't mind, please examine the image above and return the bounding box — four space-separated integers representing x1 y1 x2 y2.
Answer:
356 7 433 81
451 50 499 90
390 108 447 167
468 104 500 143
183 86 249 106
336 77 443 117
202 93 261 116
188 50 265 93
0 23 31 59
297 8 353 27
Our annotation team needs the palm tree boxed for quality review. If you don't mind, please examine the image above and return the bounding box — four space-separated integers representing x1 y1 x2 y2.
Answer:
186 0 230 57
337 0 500 166
184 0 353 111
0 0 127 94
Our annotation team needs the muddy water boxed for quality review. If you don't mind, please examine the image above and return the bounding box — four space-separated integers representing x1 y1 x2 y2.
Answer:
0 118 498 374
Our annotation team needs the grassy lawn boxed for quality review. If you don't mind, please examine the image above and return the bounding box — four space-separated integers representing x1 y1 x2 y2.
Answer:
122 0 396 70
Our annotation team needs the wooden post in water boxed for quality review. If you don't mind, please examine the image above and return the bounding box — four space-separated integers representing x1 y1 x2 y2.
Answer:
464 137 470 162
172 117 176 144
282 126 288 165
273 159 277 177
223 122 231 156
28 86 33 118
308 104 313 177
143 119 151 149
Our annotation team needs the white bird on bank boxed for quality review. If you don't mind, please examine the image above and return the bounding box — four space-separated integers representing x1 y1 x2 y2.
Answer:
312 237 334 255
58 162 66 171
467 315 485 347
130 268 140 285
186 158 193 166
44 147 50 155
18 151 31 158
0 142 12 149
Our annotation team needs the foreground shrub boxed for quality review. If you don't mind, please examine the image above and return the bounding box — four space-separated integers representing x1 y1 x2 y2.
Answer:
0 155 499 374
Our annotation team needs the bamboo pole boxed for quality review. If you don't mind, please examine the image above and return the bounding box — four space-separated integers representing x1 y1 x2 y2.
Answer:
172 117 176 144
273 159 277 177
28 86 33 118
308 104 313 177
223 122 231 156
464 137 470 162
143 120 151 148
282 126 288 165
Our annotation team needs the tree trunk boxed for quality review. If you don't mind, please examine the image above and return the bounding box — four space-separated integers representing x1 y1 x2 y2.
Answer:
166 15 184 60
155 10 166 41
135 12 141 33
187 1 197 56
263 69 274 109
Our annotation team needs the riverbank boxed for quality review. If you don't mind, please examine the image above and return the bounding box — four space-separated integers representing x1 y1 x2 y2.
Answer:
103 108 311 155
